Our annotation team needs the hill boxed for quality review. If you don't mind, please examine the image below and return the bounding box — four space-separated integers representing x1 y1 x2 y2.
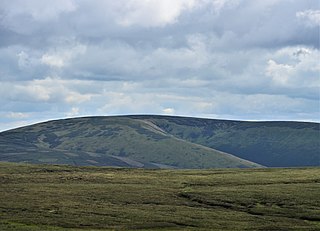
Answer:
0 162 319 230
0 116 260 169
0 115 319 168
130 115 319 167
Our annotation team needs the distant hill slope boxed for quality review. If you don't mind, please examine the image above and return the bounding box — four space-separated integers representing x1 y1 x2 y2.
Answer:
0 116 261 169
0 115 319 168
129 115 320 167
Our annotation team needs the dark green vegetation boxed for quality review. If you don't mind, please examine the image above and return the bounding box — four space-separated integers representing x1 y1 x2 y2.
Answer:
0 116 260 169
0 162 319 230
139 115 319 167
0 115 319 168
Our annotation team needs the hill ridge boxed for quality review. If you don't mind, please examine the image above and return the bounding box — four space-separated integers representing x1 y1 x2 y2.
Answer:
0 115 319 168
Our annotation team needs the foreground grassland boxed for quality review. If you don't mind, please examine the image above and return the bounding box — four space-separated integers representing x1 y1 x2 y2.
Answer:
0 162 319 230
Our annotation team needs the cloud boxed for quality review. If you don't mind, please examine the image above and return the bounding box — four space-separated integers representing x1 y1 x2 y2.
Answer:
41 43 86 68
296 10 320 27
65 92 92 104
41 54 65 68
0 77 95 104
266 60 293 86
0 0 77 35
162 108 175 114
17 51 30 68
17 83 51 101
4 0 77 21
0 1 319 131
5 112 30 119
66 107 80 117
116 0 197 27
266 46 320 89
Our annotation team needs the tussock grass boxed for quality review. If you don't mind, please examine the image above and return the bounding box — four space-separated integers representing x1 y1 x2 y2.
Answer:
0 162 319 230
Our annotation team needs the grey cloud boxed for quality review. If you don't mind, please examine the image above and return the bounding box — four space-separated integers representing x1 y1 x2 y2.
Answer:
0 0 319 131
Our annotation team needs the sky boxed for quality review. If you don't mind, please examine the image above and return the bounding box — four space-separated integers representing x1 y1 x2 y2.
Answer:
0 0 319 131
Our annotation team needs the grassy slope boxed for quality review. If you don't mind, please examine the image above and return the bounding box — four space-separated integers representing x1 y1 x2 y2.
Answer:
1 115 319 168
0 117 260 169
0 162 319 230
135 115 320 167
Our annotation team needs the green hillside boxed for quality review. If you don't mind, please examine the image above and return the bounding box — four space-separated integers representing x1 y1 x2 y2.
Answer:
0 162 319 230
0 116 260 169
130 115 320 167
0 115 319 168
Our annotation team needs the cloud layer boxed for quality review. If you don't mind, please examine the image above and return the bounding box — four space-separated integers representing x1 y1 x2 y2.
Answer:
0 0 319 131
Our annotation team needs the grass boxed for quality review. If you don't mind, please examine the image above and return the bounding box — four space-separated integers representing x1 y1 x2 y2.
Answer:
0 116 262 168
145 116 320 167
0 162 319 230
1 115 318 168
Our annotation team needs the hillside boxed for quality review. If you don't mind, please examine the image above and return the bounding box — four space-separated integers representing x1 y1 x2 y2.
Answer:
0 116 260 169
0 162 319 230
0 115 319 168
132 115 319 167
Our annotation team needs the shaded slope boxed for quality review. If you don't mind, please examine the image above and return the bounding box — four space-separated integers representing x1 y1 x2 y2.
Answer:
0 116 260 169
130 115 320 167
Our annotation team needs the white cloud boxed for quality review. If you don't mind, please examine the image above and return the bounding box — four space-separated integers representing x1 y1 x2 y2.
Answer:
41 43 86 68
66 107 80 117
266 46 320 88
17 51 30 68
296 10 320 27
65 92 92 104
116 0 197 27
162 108 175 114
1 77 94 104
41 54 65 68
266 59 294 85
6 112 30 119
115 0 243 27
17 83 51 101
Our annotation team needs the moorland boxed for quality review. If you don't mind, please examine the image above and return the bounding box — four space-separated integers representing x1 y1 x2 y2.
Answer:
0 162 319 230
1 115 319 168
